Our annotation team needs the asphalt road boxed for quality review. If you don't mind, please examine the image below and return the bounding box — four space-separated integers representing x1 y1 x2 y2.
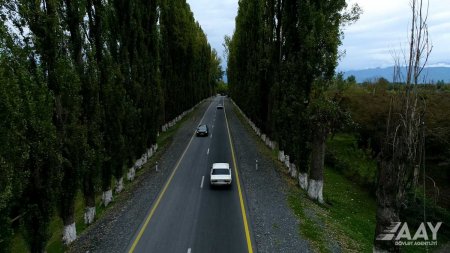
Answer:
127 96 252 253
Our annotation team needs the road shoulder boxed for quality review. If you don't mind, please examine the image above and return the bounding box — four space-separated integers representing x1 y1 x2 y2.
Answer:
225 99 311 253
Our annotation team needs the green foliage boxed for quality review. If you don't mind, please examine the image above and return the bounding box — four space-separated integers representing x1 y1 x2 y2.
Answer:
0 0 217 250
0 50 27 253
346 75 357 86
160 0 220 121
227 0 354 172
309 92 353 136
337 84 450 249
216 81 228 95
341 85 450 190
340 84 392 155
326 134 377 188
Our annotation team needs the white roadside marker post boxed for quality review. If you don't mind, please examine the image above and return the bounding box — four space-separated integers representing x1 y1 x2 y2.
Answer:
156 161 159 172
256 159 258 171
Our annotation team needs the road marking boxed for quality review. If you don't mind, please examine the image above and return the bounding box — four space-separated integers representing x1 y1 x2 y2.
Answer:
128 99 214 253
210 133 212 138
187 248 191 253
200 176 205 189
207 148 209 155
224 103 254 253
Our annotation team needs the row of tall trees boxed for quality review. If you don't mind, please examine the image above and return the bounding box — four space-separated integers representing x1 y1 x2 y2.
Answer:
229 0 433 252
227 0 359 202
0 0 221 251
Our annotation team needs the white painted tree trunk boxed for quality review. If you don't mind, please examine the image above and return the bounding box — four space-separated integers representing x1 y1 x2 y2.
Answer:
84 207 96 225
102 189 113 207
135 158 143 170
279 151 285 162
147 148 153 159
269 140 275 150
298 172 308 190
127 167 136 181
265 138 270 147
290 163 297 178
115 177 124 193
284 155 290 169
307 179 324 204
62 222 77 245
142 153 148 165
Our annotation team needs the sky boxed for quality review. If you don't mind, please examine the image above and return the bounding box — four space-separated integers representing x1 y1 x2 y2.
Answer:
186 0 450 71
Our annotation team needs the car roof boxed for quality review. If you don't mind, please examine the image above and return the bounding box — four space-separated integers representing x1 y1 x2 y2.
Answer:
212 163 230 169
198 124 207 128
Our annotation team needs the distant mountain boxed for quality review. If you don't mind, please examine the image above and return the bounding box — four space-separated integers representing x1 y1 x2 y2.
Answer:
342 66 450 84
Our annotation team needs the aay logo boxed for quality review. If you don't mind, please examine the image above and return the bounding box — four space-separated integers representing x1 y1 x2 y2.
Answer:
377 222 442 246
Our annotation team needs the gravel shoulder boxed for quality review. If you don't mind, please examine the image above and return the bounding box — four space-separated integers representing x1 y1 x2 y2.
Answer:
225 99 310 253
68 99 211 253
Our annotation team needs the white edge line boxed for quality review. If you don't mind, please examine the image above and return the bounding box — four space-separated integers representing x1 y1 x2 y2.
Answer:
207 148 209 155
200 176 205 189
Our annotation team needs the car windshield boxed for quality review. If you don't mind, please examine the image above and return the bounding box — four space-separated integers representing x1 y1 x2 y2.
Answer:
212 168 230 175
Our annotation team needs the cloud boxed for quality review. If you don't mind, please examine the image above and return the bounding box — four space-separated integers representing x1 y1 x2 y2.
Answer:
339 0 450 70
186 0 450 71
187 0 238 67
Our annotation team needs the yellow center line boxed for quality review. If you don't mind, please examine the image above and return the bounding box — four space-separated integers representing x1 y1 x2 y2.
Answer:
224 103 254 253
128 99 214 253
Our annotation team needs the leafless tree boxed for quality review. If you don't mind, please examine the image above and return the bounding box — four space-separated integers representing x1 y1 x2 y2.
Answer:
373 0 431 252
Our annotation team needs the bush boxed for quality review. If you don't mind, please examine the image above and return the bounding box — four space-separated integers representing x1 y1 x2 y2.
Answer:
326 134 377 190
340 85 450 203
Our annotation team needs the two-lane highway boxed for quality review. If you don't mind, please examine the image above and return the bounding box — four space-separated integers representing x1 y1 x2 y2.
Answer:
127 96 253 253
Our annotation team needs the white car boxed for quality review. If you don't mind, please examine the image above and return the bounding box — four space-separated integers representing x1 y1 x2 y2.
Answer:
216 104 224 109
210 163 232 186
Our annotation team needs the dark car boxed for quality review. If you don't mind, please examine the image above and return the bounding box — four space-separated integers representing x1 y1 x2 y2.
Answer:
196 124 209 137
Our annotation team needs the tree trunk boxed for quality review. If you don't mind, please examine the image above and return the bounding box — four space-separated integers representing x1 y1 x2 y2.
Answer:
61 161 77 244
115 176 124 193
307 126 327 203
373 160 401 252
102 189 113 207
83 175 96 225
62 223 77 245
102 161 113 207
61 194 76 245
127 166 136 181
298 172 308 191
298 111 311 177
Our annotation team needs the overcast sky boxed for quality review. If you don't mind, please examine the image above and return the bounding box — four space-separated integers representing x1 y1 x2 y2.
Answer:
186 0 450 71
